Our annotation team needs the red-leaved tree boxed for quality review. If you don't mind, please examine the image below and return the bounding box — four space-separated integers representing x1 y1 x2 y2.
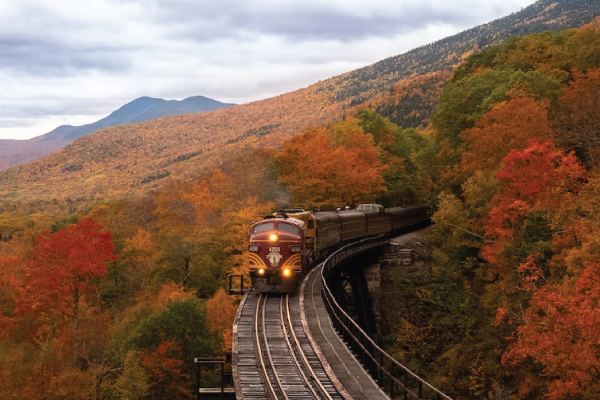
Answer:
18 218 117 366
483 139 587 264
502 262 600 399
0 255 19 336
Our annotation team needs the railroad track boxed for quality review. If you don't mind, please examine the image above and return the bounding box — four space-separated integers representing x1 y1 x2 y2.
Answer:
236 290 344 400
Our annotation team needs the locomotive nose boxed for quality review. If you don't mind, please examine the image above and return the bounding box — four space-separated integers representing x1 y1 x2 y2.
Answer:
248 218 305 293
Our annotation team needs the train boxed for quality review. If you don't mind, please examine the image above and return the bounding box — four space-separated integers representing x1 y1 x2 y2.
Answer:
247 204 430 293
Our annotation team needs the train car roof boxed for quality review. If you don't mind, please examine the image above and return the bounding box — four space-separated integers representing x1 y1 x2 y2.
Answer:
356 204 385 213
386 206 407 213
337 209 365 218
311 211 340 222
283 207 304 213
285 217 306 229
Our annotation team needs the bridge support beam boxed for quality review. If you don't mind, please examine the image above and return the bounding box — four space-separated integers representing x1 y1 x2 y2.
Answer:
326 251 382 341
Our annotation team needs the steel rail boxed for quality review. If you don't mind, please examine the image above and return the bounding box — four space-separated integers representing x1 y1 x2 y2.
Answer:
282 294 335 400
279 296 321 399
260 295 290 400
254 294 283 400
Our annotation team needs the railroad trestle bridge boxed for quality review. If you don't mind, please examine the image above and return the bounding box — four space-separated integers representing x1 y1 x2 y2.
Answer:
230 234 452 400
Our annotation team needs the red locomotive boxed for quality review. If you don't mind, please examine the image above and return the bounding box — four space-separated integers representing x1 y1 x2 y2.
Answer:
247 205 429 293
247 216 306 293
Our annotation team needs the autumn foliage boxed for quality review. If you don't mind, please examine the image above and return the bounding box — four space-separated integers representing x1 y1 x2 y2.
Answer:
459 97 553 180
19 218 117 314
0 15 600 400
206 288 238 352
0 255 18 334
482 139 587 265
554 68 600 168
0 161 272 397
503 262 600 399
18 219 117 364
418 21 600 399
276 120 388 208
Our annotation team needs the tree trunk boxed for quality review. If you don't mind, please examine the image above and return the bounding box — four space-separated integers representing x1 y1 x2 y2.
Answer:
183 257 191 286
73 290 80 368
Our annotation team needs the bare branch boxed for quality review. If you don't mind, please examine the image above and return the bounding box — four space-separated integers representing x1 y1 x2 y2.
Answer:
447 223 497 243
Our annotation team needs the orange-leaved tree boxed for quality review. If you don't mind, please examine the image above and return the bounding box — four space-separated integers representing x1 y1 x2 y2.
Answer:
121 227 157 292
276 123 387 209
459 97 553 180
18 218 118 366
153 171 235 287
554 68 600 169
140 340 184 383
502 261 600 399
206 288 238 352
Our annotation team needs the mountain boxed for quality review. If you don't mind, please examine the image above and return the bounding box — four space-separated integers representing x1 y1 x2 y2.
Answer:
1 0 599 215
327 0 600 104
0 96 235 170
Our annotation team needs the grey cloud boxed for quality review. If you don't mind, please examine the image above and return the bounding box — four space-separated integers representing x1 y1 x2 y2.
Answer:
151 1 497 42
0 36 132 77
0 0 514 81
0 1 134 77
0 118 37 128
0 97 119 119
0 0 536 139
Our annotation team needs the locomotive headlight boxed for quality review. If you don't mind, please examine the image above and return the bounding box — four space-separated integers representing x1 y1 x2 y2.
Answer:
269 233 279 242
291 246 301 252
248 245 259 252
283 268 291 277
258 268 265 275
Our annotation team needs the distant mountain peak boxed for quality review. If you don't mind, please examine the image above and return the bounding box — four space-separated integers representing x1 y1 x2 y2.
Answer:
0 95 235 170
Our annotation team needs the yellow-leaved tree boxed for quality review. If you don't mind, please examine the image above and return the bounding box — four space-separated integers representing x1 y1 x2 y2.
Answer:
206 288 238 352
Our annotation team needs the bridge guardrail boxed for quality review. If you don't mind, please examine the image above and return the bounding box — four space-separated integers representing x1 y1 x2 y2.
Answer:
321 236 453 400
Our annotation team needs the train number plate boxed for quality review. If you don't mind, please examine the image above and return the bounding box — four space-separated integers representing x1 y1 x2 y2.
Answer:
256 278 267 285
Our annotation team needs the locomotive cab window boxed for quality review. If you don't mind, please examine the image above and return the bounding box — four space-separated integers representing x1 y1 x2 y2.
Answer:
254 223 274 233
278 223 300 235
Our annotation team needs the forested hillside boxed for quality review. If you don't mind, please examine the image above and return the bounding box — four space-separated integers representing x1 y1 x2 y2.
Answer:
1 0 599 215
330 0 600 103
378 20 600 399
366 71 453 130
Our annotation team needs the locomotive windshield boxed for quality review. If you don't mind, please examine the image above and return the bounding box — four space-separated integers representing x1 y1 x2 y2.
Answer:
278 223 300 235
252 221 301 235
253 223 274 233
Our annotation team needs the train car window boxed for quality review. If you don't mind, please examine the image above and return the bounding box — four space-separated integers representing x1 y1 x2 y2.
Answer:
254 223 274 233
278 223 300 235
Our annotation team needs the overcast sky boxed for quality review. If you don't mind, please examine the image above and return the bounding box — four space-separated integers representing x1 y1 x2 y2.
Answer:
0 0 537 140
